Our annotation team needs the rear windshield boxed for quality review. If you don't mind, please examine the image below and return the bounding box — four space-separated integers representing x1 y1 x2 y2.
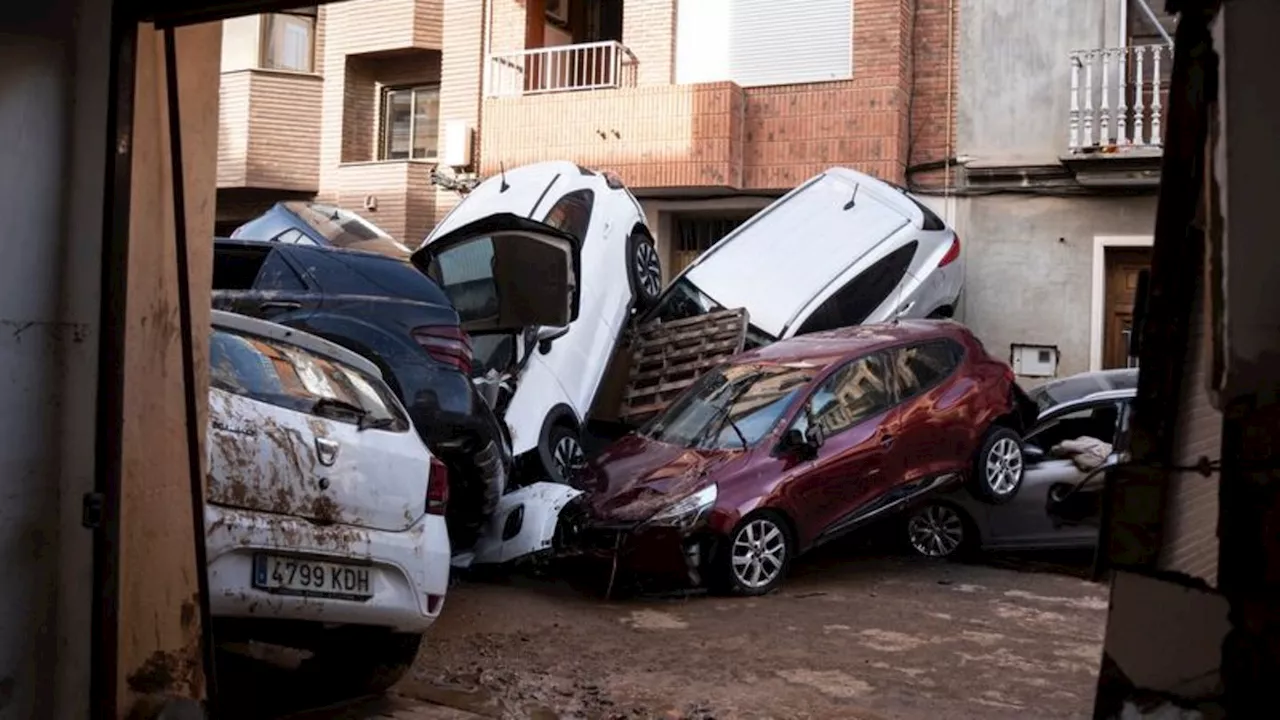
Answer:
282 201 413 257
296 247 451 306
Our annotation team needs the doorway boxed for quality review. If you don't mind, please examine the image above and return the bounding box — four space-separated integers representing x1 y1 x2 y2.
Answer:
1103 246 1152 369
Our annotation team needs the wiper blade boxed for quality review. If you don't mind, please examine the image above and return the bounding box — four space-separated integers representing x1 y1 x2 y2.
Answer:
313 396 366 417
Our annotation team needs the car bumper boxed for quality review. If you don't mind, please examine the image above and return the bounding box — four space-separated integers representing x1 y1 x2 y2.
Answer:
574 520 720 588
205 505 451 634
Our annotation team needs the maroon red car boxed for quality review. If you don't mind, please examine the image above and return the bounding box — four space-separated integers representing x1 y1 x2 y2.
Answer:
572 320 1038 595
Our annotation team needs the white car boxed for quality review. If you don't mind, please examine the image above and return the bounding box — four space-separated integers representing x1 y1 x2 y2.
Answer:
416 161 663 485
643 167 964 345
204 310 450 694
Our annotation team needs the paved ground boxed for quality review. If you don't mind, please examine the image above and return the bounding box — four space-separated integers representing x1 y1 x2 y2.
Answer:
260 542 1108 720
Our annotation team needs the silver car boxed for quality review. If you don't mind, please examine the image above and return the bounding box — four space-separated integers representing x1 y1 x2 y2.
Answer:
902 369 1138 557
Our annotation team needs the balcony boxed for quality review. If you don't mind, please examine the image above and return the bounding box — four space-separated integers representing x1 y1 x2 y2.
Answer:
324 0 442 56
217 69 323 192
1062 45 1173 186
486 41 639 98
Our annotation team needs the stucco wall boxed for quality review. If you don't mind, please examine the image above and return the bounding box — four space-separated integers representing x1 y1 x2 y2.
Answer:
0 0 107 715
957 0 1120 163
947 193 1158 380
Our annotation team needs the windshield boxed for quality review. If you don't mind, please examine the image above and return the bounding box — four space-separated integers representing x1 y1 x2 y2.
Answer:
1027 370 1138 413
283 201 414 257
645 363 816 450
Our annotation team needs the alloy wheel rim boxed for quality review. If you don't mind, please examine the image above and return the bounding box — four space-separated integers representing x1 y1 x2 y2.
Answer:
731 518 787 589
553 435 586 481
985 437 1023 496
635 242 662 298
908 505 965 557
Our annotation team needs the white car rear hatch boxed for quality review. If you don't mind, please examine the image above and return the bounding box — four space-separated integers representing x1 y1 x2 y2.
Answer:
680 170 916 338
206 311 429 533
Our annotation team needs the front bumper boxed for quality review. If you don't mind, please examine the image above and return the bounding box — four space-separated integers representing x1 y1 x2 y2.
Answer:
205 505 451 634
572 520 720 588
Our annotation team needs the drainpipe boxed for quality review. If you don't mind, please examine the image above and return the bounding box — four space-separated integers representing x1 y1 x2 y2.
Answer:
944 0 955 219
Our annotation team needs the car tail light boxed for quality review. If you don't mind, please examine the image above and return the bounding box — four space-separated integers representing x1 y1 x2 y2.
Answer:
412 325 473 375
939 235 961 267
426 456 449 516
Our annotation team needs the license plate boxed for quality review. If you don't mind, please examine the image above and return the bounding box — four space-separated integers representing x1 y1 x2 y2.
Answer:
252 554 373 599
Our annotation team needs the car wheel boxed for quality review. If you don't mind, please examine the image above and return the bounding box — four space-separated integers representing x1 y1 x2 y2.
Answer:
970 426 1024 505
906 503 971 558
628 233 663 310
711 511 792 596
542 424 587 485
303 629 422 696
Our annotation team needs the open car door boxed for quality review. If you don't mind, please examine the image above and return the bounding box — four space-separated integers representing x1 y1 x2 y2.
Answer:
411 213 582 334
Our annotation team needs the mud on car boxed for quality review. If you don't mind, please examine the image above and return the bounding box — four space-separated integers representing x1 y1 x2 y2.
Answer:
555 320 1039 595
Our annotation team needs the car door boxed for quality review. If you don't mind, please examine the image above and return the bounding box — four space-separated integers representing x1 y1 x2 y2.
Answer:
1045 399 1133 537
211 243 321 323
411 212 582 335
988 398 1124 546
206 323 428 532
782 352 897 543
881 339 969 483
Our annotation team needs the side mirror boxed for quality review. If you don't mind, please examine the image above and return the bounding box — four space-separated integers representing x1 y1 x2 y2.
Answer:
804 424 825 449
536 325 570 354
1023 443 1046 465
780 427 821 459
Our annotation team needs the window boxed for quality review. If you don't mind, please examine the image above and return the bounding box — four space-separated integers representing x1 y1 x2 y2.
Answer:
793 354 892 439
212 245 306 292
272 228 315 246
892 340 962 398
542 190 595 243
728 0 852 88
210 327 407 430
260 8 317 73
672 214 750 275
380 86 440 161
1025 402 1123 453
795 241 920 335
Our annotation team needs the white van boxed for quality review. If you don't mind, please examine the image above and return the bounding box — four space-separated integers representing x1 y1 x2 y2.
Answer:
642 167 964 344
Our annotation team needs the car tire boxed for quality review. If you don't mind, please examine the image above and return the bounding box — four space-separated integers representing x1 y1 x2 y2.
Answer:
970 425 1025 505
628 233 663 311
541 423 587 485
304 629 422 696
905 503 973 559
710 510 793 596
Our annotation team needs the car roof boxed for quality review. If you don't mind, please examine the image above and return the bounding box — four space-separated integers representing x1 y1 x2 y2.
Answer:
731 319 969 368
211 309 384 380
1028 368 1139 406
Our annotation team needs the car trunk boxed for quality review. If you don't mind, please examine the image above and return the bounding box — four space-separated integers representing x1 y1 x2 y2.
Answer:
206 389 429 532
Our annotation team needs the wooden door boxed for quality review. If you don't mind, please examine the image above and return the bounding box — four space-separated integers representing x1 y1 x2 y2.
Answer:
1103 247 1152 369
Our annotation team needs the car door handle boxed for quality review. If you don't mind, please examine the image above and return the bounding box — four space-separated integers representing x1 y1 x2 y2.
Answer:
879 433 894 448
259 300 301 311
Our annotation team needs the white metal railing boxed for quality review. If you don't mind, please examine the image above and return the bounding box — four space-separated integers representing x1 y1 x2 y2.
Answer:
485 41 638 98
1068 45 1174 153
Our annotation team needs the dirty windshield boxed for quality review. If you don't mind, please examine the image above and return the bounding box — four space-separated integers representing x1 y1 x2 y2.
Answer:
283 200 414 258
646 363 816 450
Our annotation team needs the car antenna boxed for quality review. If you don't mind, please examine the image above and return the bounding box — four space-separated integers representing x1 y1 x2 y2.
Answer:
499 162 510 193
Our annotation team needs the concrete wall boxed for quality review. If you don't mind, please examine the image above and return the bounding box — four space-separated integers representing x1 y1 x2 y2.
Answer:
0 0 109 715
957 0 1119 164
948 193 1157 380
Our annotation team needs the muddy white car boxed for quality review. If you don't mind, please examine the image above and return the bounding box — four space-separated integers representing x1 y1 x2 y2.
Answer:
204 310 450 693
416 161 663 486
645 167 964 345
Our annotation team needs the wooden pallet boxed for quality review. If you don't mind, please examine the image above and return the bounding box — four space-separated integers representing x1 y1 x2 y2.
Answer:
618 308 749 425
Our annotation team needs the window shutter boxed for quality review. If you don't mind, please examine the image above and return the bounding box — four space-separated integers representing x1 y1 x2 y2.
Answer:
728 0 853 88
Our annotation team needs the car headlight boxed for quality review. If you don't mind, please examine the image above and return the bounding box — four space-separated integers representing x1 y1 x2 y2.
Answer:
646 484 718 530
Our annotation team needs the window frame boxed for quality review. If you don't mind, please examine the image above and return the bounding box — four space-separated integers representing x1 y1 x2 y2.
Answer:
786 351 894 442
379 84 442 162
258 7 318 74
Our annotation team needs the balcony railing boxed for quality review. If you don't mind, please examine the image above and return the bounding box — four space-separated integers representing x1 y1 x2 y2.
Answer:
1068 45 1174 154
486 41 638 98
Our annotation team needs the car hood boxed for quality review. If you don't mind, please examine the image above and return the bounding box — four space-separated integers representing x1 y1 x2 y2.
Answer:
583 434 744 524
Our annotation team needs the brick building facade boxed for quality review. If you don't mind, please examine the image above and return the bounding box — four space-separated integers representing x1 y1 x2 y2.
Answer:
215 0 960 266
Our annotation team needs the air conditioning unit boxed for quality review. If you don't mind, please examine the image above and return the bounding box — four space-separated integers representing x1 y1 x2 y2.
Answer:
442 121 473 168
